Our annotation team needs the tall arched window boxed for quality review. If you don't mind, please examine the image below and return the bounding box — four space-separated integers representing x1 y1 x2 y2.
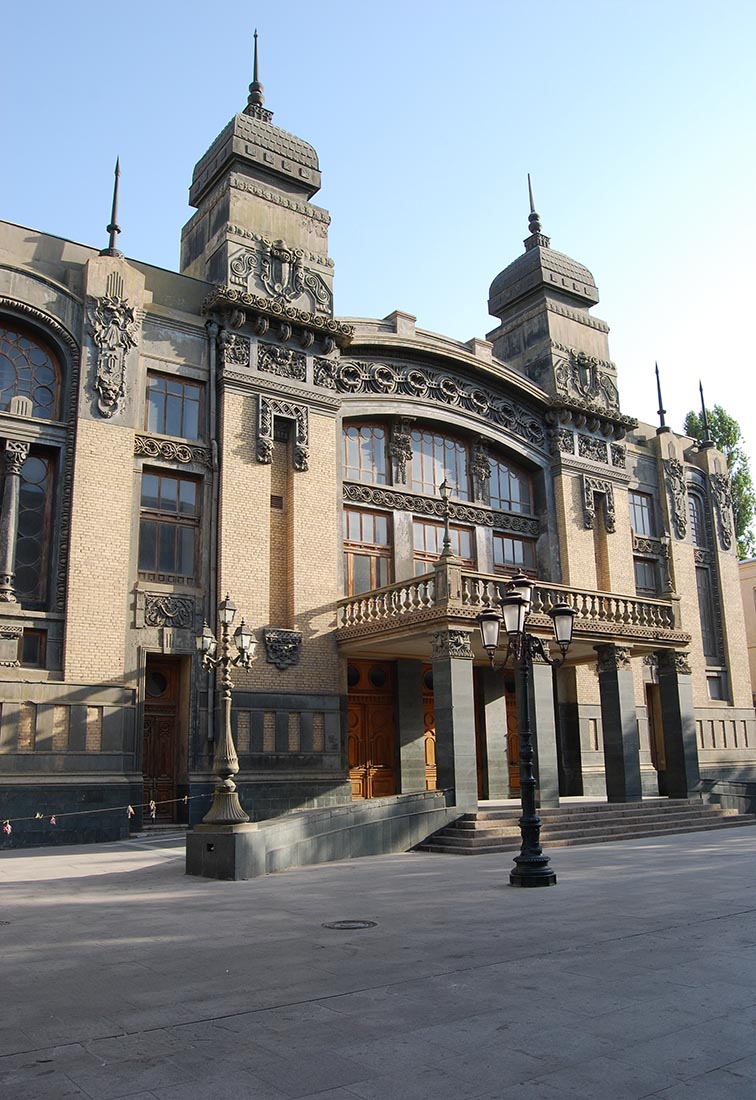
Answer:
0 324 61 420
489 456 532 514
689 493 707 547
343 423 387 485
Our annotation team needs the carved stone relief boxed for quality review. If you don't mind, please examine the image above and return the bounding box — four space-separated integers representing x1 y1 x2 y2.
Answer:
229 240 333 315
263 628 302 670
710 472 734 551
258 341 306 381
553 347 620 413
555 428 574 455
257 395 309 470
610 443 626 469
657 650 692 676
343 482 540 537
469 440 491 503
221 332 251 366
431 629 474 660
337 361 545 448
595 644 631 673
87 271 139 417
144 594 195 629
577 435 609 463
582 476 616 532
135 436 212 467
663 460 687 539
313 358 337 389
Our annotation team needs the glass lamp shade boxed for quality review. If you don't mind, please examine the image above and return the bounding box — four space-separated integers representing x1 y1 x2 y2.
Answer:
477 607 502 656
508 571 534 615
549 602 576 651
500 593 527 637
438 479 452 501
233 619 256 658
196 621 217 656
218 594 237 626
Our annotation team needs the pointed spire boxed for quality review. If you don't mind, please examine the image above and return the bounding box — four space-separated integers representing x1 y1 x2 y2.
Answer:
524 174 550 252
655 362 669 433
699 381 714 448
245 29 274 122
100 158 123 258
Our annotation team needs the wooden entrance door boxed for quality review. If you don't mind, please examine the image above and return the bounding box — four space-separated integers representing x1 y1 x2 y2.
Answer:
422 665 437 791
143 656 181 821
646 683 667 795
505 681 520 795
348 661 396 799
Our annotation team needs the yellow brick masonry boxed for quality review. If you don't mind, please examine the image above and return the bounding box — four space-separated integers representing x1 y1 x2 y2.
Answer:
64 419 135 683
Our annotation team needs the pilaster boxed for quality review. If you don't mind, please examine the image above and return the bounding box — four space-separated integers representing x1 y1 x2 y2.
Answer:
431 628 477 811
656 650 701 798
595 644 642 802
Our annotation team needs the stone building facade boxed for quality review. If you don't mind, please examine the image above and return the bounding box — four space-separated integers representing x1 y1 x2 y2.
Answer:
1 67 754 845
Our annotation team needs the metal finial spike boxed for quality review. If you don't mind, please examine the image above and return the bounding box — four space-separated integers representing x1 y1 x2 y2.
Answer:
527 173 542 236
253 28 259 83
100 157 123 257
699 381 714 447
247 29 265 109
655 361 668 433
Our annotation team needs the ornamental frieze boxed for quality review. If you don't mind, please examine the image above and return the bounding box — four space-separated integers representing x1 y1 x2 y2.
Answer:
431 629 474 660
202 287 353 344
577 435 609 463
87 271 139 418
257 395 309 470
582 476 616 532
663 460 687 539
257 341 306 381
337 361 545 449
343 482 540 537
710 472 734 551
135 436 212 467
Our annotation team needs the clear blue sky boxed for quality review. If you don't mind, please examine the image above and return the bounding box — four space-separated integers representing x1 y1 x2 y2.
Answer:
2 1 755 475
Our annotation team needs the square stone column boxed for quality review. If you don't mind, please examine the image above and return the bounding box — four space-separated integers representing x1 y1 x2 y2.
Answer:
480 667 509 799
396 659 427 793
431 628 477 811
656 650 701 798
595 645 643 802
527 657 561 808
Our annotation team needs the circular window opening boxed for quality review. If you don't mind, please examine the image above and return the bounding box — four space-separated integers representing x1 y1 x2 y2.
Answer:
146 671 168 697
347 665 360 689
368 667 387 689
423 669 434 691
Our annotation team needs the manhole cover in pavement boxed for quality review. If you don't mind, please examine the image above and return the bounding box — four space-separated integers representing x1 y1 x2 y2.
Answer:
322 919 377 930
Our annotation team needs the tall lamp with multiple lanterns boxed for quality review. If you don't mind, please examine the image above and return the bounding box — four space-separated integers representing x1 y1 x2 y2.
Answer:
477 572 575 887
196 595 256 825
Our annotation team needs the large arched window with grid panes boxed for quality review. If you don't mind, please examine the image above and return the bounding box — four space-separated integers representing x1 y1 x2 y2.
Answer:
0 323 61 420
409 428 469 500
342 423 387 485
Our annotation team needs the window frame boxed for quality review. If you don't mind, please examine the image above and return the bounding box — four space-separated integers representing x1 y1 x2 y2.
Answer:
629 490 655 537
412 517 475 574
342 422 388 486
145 371 203 441
0 321 62 421
137 469 201 585
409 429 469 501
488 457 533 515
343 506 393 596
492 531 537 576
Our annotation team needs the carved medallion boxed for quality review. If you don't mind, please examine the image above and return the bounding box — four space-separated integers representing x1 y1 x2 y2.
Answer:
87 272 138 417
263 628 302 670
144 594 195 629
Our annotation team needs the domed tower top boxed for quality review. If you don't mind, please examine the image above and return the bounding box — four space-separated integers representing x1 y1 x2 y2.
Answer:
488 176 599 319
180 33 333 317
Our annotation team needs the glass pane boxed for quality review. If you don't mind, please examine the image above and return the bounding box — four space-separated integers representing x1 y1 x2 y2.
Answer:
141 474 160 510
376 557 390 587
363 512 375 543
138 521 157 572
178 527 195 580
351 554 371 595
178 479 197 515
183 399 200 441
160 477 178 513
158 524 177 574
374 515 388 545
165 396 183 438
146 391 164 434
347 510 360 541
413 523 424 551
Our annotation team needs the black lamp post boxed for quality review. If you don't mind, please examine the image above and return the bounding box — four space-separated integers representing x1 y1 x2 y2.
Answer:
196 594 256 825
439 479 453 557
478 573 575 887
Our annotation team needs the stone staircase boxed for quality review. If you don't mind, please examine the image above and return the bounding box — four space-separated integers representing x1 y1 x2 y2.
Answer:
416 798 756 855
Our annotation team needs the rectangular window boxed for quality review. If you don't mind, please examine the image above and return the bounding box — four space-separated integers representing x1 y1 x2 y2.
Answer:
19 629 46 668
138 471 200 584
145 373 202 440
342 425 387 485
493 533 536 574
489 459 532 514
695 565 718 662
413 518 474 574
343 507 393 596
633 558 658 596
629 491 655 537
14 449 54 608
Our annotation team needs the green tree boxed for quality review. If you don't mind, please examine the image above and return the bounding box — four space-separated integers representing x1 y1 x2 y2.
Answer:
683 405 756 559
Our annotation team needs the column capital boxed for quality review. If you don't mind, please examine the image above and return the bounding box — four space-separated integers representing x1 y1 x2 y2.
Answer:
594 644 632 673
656 649 692 676
4 439 30 476
431 628 474 661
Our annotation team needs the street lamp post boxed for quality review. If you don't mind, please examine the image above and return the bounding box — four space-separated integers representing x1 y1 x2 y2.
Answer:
439 479 453 557
196 594 257 825
478 573 575 887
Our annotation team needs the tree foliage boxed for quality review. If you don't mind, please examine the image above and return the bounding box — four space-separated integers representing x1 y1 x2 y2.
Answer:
683 405 756 559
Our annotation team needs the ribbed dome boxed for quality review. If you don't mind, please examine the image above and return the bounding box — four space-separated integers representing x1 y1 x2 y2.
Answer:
488 242 599 318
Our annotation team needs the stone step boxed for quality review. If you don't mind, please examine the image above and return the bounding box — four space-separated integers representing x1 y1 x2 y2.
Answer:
417 816 756 854
429 813 756 847
449 808 740 833
468 799 716 822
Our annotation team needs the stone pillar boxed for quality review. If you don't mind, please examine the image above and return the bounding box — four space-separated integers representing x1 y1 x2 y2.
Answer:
528 656 560 808
0 438 30 602
595 644 642 802
480 667 509 798
431 628 477 811
396 658 427 793
656 650 700 798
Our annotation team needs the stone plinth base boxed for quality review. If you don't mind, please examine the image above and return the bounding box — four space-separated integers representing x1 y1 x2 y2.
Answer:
186 823 264 880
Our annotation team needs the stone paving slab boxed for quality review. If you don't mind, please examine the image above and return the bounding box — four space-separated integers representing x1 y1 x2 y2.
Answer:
3 831 756 1097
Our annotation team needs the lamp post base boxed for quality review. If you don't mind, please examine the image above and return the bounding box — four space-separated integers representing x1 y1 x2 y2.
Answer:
202 786 250 825
510 864 557 888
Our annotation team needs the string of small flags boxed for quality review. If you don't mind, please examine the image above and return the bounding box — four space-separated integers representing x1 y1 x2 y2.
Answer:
1 793 212 835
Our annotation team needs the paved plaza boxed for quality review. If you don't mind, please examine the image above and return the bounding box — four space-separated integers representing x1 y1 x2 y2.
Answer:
3 828 756 1099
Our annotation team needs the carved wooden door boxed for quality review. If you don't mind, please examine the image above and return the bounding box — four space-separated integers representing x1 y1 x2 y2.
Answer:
143 656 181 821
348 661 396 799
505 683 520 795
422 664 437 791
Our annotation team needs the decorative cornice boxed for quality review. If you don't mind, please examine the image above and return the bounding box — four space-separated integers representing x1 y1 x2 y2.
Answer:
229 174 331 224
203 287 352 346
343 482 540 537
220 369 341 413
336 360 546 450
135 435 212 467
227 223 334 269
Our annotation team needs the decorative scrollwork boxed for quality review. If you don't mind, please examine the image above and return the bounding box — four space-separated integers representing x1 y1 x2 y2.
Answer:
135 436 212 467
553 347 620 414
343 482 540 536
595 644 632 673
577 435 609 463
263 628 302 670
144 594 195 629
337 361 545 448
313 358 337 389
710 472 734 551
582 476 616 532
257 341 306 380
229 240 333 315
87 272 139 417
257 396 309 471
657 650 692 676
663 460 687 540
610 443 626 469
431 629 474 660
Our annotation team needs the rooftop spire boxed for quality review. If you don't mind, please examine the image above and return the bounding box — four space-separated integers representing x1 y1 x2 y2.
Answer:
699 381 714 448
99 158 123 258
245 30 273 122
524 174 550 252
655 361 669 433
